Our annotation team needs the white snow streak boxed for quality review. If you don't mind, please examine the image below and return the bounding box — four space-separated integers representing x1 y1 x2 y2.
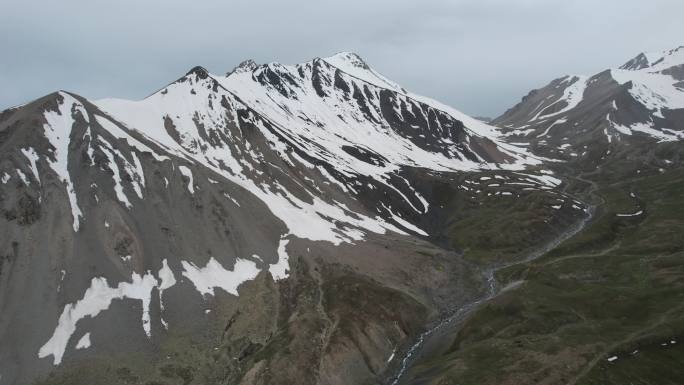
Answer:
98 141 133 208
534 76 588 121
42 93 84 231
16 169 29 185
38 260 176 365
21 148 41 184
178 165 195 194
616 210 643 217
269 237 291 280
75 333 91 350
181 258 260 296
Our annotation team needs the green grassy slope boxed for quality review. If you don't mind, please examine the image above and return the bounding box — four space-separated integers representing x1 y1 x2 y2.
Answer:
402 165 684 385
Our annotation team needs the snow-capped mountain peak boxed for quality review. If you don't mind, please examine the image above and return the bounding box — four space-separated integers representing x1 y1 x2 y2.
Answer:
186 65 211 79
620 46 684 73
619 53 652 71
321 52 406 93
227 59 259 76
496 46 684 150
325 51 370 69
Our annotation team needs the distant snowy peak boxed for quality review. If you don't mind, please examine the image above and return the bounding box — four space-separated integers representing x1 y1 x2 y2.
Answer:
185 66 211 79
496 46 684 148
326 52 370 70
318 52 505 140
227 59 259 76
218 51 535 167
608 47 684 138
321 52 406 93
97 52 533 173
619 53 652 71
620 46 684 73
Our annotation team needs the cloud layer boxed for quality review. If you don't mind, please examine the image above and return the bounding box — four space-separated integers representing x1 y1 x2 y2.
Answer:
1 0 682 116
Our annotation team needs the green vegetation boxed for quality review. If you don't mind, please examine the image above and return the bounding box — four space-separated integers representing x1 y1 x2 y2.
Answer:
430 171 584 264
403 166 684 385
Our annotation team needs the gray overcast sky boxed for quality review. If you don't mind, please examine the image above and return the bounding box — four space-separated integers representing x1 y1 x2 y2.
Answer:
1 0 682 117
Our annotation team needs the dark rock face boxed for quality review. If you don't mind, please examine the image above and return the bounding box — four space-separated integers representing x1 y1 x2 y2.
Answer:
619 53 651 71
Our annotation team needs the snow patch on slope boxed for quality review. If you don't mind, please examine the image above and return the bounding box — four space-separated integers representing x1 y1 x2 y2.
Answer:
606 113 682 142
381 203 428 236
269 237 291 280
178 165 195 193
642 46 684 72
611 69 684 117
537 118 567 138
21 148 41 184
38 260 176 365
75 333 91 350
16 169 29 185
98 140 134 208
94 114 168 162
181 257 260 296
529 76 588 122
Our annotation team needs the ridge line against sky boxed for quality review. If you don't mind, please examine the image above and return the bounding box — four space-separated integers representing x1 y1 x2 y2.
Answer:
1 0 682 117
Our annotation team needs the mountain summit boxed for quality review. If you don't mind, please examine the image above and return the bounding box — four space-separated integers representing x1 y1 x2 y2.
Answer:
495 46 684 167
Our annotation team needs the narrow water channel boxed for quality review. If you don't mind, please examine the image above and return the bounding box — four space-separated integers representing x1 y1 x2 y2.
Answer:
388 200 596 385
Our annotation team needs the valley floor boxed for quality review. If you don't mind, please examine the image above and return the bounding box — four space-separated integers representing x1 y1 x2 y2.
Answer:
393 166 684 385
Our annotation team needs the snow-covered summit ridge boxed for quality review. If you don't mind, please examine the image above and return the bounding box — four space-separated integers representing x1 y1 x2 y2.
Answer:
611 46 684 123
620 46 684 73
227 59 259 76
321 51 406 93
111 51 533 171
326 52 371 70
225 52 537 164
5 52 552 247
319 52 510 140
498 46 684 144
91 52 548 244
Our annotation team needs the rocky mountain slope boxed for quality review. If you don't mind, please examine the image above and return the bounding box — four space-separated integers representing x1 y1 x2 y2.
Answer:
0 53 584 385
495 46 684 167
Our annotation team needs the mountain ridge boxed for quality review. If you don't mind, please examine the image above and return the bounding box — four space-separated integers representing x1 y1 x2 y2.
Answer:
494 46 684 172
2 49 647 385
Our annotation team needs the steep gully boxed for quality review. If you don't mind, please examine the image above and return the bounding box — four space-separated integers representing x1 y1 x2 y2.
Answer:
386 174 601 385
